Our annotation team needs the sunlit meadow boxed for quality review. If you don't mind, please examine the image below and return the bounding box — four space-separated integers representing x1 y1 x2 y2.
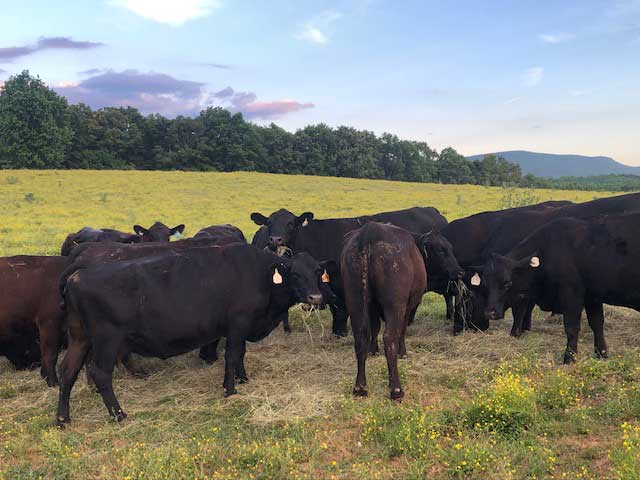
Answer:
1 170 638 479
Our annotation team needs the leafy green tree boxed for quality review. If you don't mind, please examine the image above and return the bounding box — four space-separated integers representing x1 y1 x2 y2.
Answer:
0 70 72 168
437 147 473 184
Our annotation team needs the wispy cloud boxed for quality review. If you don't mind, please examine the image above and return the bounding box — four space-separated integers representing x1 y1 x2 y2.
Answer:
109 0 222 26
55 69 314 119
522 67 544 87
0 37 103 62
539 32 575 44
569 88 594 97
505 96 522 104
295 10 342 45
202 62 232 70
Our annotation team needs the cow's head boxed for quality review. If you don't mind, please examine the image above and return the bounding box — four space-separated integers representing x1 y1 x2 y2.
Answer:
271 253 335 306
251 209 314 250
416 231 464 281
461 269 490 332
475 253 540 321
134 222 185 243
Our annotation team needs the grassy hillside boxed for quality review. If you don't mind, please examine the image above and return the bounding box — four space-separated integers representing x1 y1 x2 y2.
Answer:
1 171 638 480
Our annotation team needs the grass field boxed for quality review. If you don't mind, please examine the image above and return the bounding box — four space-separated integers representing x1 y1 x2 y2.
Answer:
1 170 639 479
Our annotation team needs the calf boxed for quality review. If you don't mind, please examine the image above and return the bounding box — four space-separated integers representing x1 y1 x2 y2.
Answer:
251 206 447 336
341 222 427 401
56 245 335 425
477 214 640 363
0 256 68 386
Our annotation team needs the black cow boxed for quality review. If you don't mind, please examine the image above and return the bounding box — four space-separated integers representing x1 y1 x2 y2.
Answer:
60 230 246 367
0 256 68 386
448 193 640 333
56 245 335 425
60 222 184 256
251 207 448 336
477 213 640 363
193 224 247 245
341 222 427 400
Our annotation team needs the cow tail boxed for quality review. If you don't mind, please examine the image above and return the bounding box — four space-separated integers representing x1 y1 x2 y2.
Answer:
58 263 86 310
359 245 372 343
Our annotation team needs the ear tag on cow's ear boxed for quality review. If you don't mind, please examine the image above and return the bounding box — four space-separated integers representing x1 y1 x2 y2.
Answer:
302 218 309 227
470 273 481 286
321 269 330 283
272 268 283 285
530 256 540 268
173 231 182 239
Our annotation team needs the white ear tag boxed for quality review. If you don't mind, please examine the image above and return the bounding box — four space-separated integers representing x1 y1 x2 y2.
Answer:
272 268 283 285
470 273 481 286
321 269 330 283
530 256 540 268
302 219 309 227
173 231 182 239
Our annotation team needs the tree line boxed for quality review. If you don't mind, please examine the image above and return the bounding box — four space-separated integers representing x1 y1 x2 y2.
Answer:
0 71 636 191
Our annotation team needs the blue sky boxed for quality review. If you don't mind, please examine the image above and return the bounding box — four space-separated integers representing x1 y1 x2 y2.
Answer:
1 0 639 164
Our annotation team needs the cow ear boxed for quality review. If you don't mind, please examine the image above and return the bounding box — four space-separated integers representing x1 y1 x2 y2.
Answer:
297 212 314 226
170 224 185 236
133 225 148 236
251 213 268 226
320 260 339 281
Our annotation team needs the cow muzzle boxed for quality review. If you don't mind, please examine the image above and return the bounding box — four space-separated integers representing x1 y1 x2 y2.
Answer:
306 293 323 305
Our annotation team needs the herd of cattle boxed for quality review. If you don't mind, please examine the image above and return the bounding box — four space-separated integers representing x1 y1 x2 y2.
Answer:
1 192 640 426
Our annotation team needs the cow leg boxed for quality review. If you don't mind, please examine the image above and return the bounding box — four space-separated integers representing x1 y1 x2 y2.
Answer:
38 319 61 387
383 305 406 401
56 329 90 426
399 304 419 358
562 305 583 364
351 308 369 397
522 300 535 331
282 313 292 334
199 339 221 364
119 352 148 378
369 310 381 355
444 292 454 320
330 304 349 337
510 300 529 337
89 346 126 422
585 301 608 359
223 336 245 397
235 341 248 383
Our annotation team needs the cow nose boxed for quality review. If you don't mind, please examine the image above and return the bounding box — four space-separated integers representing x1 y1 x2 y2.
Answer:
270 236 284 246
306 294 323 305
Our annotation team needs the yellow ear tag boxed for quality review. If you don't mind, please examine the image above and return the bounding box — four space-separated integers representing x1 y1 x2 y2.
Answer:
272 268 283 285
302 218 309 227
321 269 330 283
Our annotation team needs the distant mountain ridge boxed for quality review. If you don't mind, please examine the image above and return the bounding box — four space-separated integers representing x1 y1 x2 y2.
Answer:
466 150 640 178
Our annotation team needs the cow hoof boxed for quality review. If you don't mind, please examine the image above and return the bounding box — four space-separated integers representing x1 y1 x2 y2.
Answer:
353 386 368 397
369 347 379 356
452 328 463 336
563 351 576 364
284 326 292 334
224 388 237 398
399 353 408 359
46 378 59 388
202 357 217 365
390 388 404 402
56 415 70 428
595 348 608 360
236 376 249 384
333 329 348 338
114 411 127 423
510 329 522 338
